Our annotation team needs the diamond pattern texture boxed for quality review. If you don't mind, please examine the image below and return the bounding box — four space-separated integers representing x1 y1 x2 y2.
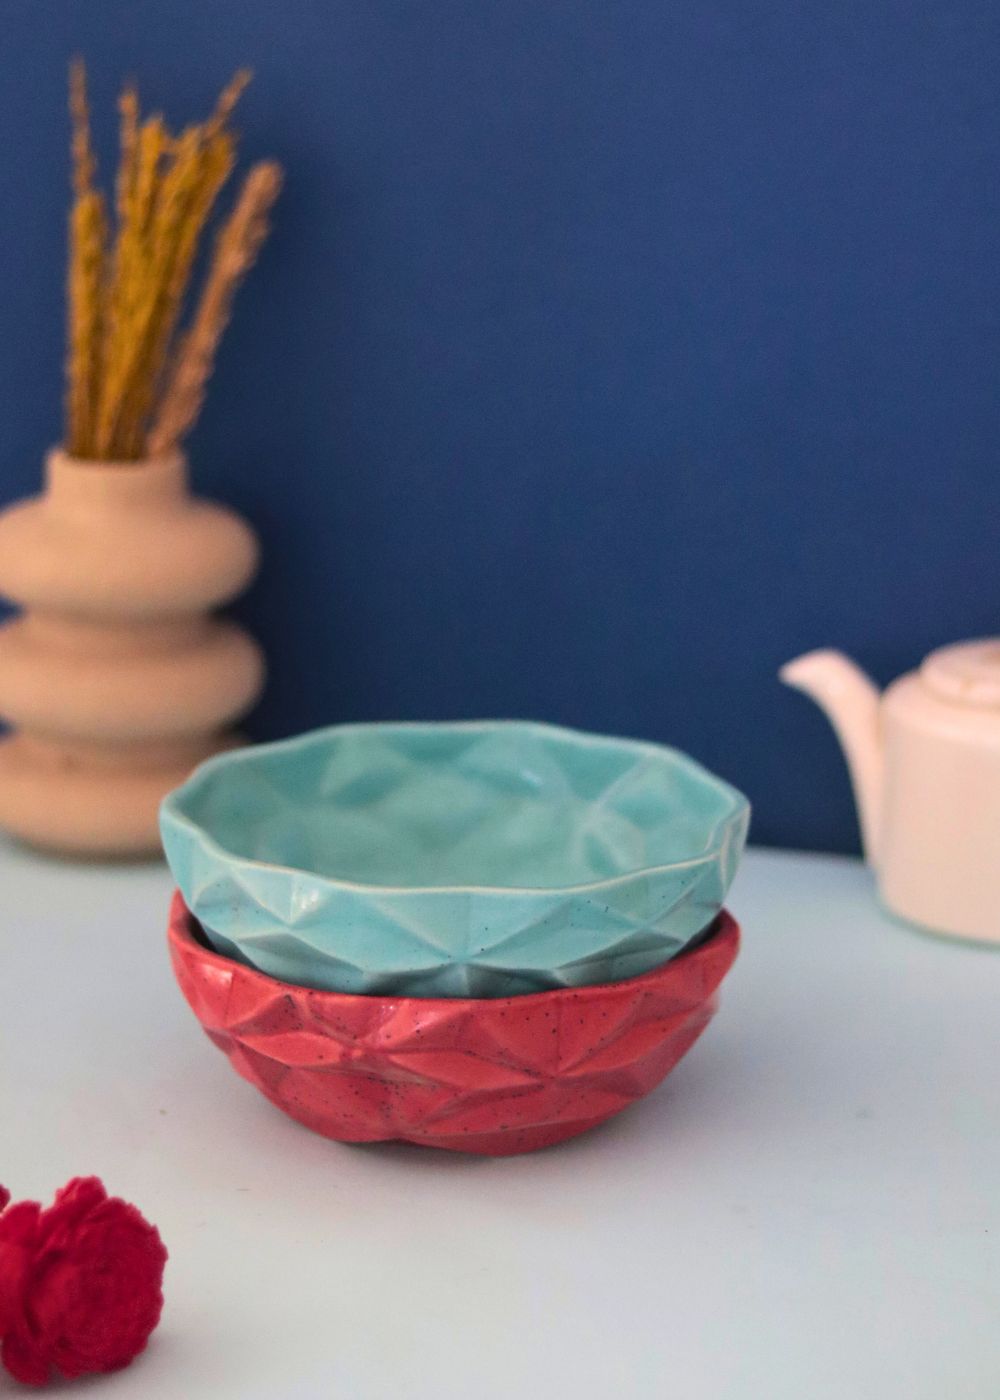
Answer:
161 721 749 997
168 891 740 1156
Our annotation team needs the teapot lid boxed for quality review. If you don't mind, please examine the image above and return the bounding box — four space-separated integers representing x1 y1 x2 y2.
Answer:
920 639 1000 709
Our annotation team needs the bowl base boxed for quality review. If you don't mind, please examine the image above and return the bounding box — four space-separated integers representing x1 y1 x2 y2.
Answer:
393 1115 617 1156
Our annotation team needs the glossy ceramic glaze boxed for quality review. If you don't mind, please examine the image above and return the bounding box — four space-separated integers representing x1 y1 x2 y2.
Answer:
160 720 749 996
168 890 740 1155
782 639 1000 943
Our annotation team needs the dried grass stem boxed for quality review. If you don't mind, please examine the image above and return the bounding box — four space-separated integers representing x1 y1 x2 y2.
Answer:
65 60 280 461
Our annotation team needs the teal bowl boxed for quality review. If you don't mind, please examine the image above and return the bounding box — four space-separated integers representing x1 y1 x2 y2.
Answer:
160 720 749 998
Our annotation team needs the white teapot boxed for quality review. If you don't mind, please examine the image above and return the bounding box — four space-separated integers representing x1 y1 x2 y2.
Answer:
781 640 1000 943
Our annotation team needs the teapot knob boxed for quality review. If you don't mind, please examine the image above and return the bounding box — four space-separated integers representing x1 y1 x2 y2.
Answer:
920 639 1000 709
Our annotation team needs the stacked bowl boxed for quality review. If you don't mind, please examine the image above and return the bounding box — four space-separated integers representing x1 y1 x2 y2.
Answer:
161 720 748 1155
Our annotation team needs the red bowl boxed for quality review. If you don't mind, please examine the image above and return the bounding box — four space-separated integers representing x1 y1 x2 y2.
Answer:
168 891 739 1156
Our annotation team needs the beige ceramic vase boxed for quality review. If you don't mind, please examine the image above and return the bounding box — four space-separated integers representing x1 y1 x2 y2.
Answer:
0 448 264 855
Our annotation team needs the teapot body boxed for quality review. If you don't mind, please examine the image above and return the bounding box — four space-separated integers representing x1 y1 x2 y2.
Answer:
880 646 1000 941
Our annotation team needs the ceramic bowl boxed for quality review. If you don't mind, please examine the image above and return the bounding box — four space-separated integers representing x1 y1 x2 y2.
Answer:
160 720 749 998
168 891 740 1156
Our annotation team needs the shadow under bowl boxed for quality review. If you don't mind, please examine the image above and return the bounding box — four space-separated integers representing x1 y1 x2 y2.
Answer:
168 890 740 1156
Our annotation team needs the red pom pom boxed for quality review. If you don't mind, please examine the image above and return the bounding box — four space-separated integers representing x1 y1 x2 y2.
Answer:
0 1178 167 1387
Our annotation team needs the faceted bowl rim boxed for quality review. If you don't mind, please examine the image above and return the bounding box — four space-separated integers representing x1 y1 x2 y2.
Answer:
160 718 750 900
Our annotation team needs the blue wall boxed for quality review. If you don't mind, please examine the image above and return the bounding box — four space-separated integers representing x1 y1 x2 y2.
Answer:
1 0 998 852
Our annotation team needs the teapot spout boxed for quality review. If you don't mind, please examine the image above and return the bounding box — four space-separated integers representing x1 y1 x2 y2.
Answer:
780 650 884 865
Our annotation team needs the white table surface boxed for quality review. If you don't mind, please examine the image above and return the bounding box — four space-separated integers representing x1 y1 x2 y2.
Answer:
3 841 999 1399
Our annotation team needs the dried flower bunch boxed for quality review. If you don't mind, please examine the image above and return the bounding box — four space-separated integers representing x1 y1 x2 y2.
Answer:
66 60 282 462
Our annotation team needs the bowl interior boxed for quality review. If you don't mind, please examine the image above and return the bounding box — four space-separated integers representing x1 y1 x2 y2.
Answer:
166 721 747 891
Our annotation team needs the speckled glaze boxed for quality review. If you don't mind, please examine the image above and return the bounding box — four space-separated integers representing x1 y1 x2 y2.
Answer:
160 719 749 997
168 891 740 1155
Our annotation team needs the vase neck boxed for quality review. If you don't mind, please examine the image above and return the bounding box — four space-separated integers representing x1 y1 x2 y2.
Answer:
45 447 188 514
